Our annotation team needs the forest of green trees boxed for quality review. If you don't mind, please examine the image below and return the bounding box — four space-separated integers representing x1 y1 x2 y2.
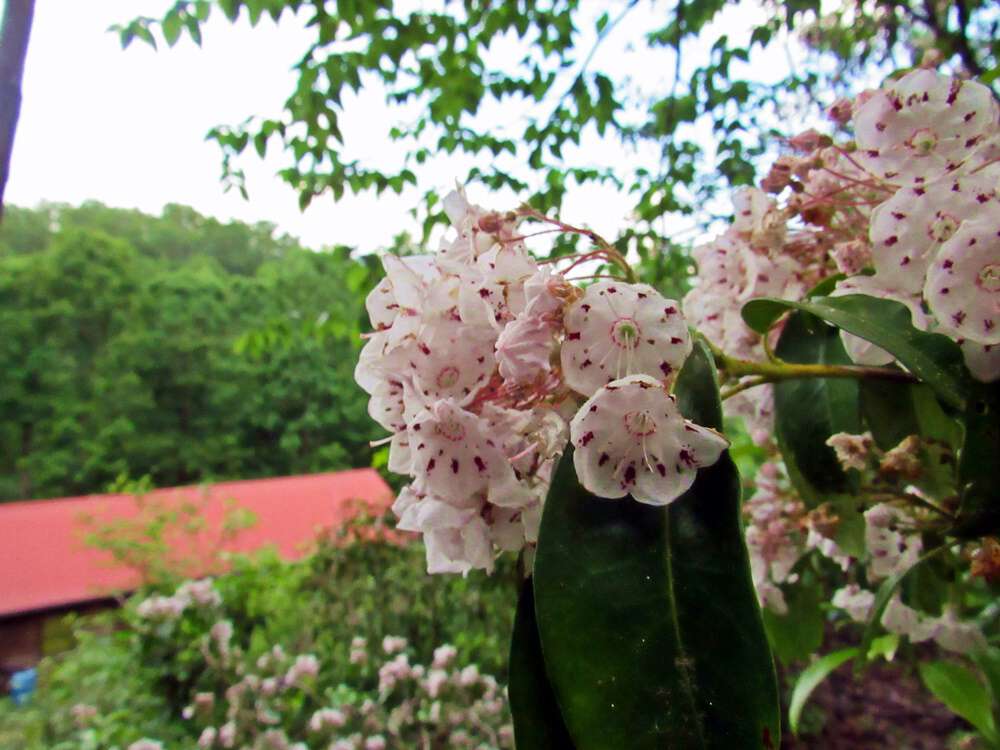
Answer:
0 202 384 501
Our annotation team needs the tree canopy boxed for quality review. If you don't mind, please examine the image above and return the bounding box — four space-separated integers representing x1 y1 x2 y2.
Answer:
114 0 998 256
0 202 382 501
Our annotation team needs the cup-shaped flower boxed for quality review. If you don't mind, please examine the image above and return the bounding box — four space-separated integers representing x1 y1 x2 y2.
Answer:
561 281 692 396
868 173 998 294
569 375 728 505
924 206 1000 346
408 400 534 509
854 70 998 185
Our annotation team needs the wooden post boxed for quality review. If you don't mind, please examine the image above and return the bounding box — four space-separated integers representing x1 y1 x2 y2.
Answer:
0 0 35 222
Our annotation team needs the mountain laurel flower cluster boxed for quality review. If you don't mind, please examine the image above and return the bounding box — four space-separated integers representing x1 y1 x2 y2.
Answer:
685 69 999 449
356 188 726 574
135 578 222 622
686 66 998 671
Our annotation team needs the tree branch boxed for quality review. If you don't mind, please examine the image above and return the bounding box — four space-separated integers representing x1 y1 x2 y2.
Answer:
0 0 35 222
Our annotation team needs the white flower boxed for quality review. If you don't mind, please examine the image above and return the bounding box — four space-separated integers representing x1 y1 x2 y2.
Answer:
209 620 233 649
864 504 922 580
309 708 347 732
924 205 1000 346
932 608 988 655
364 254 435 332
175 578 221 608
561 281 691 396
127 741 164 750
425 668 449 698
754 578 788 615
731 186 786 251
432 644 458 669
868 173 998 294
569 375 728 505
495 314 556 384
829 240 872 276
218 722 236 748
880 594 936 643
458 664 480 687
958 338 1000 382
381 635 408 655
285 654 319 686
854 70 998 185
135 594 186 621
408 400 533 509
831 584 874 623
406 319 498 405
825 431 874 472
198 727 217 749
394 486 494 574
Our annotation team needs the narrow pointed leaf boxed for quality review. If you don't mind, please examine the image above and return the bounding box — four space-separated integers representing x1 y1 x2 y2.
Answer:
508 578 576 750
533 341 780 750
919 661 999 745
788 647 859 735
741 295 968 410
773 310 861 505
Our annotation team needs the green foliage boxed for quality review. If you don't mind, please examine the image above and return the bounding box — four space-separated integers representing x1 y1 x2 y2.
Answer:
742 295 969 410
526 343 779 748
0 524 518 749
919 661 999 747
508 579 575 750
738 288 1000 745
0 202 383 501
111 1 996 253
761 577 824 665
773 310 861 506
788 647 859 736
0 612 186 750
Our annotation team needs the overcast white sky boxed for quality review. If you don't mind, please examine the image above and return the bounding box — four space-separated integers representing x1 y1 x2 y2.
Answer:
7 1 796 253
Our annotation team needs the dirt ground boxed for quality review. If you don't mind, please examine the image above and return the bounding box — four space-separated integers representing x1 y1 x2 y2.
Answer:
780 656 970 749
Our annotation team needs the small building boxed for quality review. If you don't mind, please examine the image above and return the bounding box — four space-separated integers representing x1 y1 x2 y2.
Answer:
0 469 394 683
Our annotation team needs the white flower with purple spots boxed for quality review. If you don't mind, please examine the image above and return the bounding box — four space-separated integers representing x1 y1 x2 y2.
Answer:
561 281 692 396
853 70 998 185
868 173 998 294
408 400 534 509
569 375 728 505
924 205 1000 347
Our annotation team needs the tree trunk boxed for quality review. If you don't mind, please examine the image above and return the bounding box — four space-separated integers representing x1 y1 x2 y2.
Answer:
0 0 35 222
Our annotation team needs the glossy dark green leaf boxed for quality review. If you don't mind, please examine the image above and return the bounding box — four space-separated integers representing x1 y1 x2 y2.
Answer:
742 295 968 410
859 378 923 451
508 578 576 750
773 310 861 506
533 341 780 750
953 382 1000 538
860 381 962 453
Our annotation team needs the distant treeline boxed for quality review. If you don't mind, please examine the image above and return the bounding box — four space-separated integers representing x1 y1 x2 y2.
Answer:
0 202 385 501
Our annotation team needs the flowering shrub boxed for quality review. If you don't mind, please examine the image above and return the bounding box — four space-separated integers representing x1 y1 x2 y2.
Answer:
125 578 512 750
355 66 1000 748
122 575 512 750
0 528 516 750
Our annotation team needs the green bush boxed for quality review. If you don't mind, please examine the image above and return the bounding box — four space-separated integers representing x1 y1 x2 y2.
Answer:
0 521 518 750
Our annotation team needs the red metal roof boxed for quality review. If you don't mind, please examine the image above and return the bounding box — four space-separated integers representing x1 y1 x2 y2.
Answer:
0 470 394 618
